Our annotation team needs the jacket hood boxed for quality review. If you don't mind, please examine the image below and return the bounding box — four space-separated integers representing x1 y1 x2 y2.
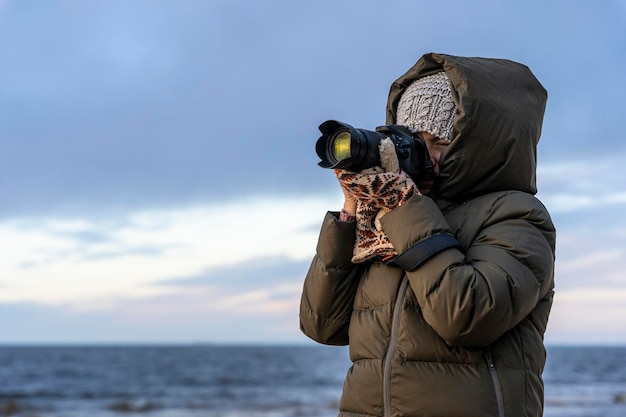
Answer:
386 53 547 201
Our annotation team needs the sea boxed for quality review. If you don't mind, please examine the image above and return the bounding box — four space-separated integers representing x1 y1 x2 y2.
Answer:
0 345 624 417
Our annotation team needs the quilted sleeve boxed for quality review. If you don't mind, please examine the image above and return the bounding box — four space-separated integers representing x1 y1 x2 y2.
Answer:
381 192 556 347
299 211 363 346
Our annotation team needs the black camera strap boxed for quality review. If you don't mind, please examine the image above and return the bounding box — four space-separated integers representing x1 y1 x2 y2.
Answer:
384 233 462 272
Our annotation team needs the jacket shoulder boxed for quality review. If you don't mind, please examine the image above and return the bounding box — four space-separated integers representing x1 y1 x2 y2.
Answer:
444 191 556 254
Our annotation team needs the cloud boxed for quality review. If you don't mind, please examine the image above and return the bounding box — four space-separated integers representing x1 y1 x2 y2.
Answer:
557 250 622 273
0 195 338 306
160 256 311 288
551 225 626 290
0 256 312 343
2 1 625 221
2 186 626 343
548 287 626 345
537 154 626 213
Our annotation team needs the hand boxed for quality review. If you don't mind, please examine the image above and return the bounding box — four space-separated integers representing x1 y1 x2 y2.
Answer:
334 169 358 215
336 167 417 210
335 138 419 263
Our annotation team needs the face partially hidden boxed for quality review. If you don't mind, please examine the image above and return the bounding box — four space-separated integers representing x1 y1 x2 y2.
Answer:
415 131 450 196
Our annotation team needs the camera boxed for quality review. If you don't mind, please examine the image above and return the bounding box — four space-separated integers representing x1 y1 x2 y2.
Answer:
315 120 435 182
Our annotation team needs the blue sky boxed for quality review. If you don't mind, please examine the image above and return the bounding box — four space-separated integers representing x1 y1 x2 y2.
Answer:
1 0 625 345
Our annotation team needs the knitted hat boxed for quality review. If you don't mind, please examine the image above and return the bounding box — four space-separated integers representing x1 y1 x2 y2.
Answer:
396 72 456 141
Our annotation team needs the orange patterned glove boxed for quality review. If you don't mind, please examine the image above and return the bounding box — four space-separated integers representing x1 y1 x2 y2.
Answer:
335 167 416 210
335 138 418 263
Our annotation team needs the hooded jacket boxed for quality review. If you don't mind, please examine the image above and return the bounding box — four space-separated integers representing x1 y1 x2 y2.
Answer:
300 53 556 417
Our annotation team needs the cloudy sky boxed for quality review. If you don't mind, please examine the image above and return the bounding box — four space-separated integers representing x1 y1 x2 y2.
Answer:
1 0 625 345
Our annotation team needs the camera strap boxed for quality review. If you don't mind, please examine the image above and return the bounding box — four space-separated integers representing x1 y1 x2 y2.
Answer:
384 233 462 272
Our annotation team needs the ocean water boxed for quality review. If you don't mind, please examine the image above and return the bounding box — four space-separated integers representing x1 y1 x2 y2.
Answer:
542 346 626 417
0 345 624 417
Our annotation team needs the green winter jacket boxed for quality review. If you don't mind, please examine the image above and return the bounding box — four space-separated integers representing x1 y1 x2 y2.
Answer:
300 53 556 417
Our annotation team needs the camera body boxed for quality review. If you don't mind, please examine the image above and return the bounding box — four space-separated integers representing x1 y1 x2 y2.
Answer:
315 120 435 182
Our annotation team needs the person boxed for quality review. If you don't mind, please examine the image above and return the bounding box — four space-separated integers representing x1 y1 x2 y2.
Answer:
299 52 556 417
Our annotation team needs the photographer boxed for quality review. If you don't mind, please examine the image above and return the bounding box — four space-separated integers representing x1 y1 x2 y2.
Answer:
300 53 556 417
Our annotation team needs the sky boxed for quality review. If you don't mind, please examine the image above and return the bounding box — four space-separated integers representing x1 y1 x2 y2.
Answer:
1 0 625 345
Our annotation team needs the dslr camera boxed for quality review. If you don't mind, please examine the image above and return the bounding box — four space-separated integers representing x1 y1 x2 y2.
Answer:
315 120 435 182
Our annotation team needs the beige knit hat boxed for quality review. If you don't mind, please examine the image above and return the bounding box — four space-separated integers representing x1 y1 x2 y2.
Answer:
396 72 456 142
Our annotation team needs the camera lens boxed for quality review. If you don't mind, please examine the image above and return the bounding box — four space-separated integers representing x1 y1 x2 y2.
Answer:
316 120 382 170
330 131 351 163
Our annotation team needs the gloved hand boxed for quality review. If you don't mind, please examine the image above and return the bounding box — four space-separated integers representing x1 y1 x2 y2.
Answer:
336 137 418 210
335 138 419 263
335 166 416 210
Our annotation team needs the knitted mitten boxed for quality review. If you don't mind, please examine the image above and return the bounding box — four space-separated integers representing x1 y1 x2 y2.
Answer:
337 138 417 263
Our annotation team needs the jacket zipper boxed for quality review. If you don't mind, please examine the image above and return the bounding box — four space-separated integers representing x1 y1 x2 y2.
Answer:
383 276 409 417
485 352 506 417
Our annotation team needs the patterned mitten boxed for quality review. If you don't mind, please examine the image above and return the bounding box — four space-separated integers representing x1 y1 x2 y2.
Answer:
337 138 417 263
